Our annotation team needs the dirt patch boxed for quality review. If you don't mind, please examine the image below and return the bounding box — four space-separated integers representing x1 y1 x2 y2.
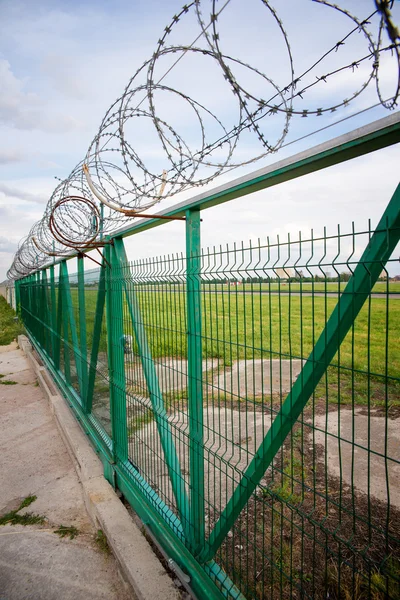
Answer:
128 400 400 599
214 421 400 600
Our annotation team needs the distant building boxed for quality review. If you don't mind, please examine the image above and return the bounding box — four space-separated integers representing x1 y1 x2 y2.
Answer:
274 268 295 280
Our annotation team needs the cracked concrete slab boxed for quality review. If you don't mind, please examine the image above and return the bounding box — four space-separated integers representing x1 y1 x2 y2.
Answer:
211 359 305 396
0 527 131 600
130 406 272 512
124 357 219 393
312 409 400 508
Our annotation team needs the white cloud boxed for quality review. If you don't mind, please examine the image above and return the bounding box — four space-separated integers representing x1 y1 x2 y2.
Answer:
0 57 84 132
0 148 25 164
0 236 18 252
0 182 48 205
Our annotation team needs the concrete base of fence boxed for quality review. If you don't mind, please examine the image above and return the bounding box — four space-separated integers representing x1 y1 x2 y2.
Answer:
18 335 181 600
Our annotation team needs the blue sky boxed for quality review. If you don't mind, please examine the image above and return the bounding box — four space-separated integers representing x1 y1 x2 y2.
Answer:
0 0 399 280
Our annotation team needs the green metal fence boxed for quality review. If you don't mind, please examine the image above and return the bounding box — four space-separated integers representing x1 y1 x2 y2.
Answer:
16 119 400 600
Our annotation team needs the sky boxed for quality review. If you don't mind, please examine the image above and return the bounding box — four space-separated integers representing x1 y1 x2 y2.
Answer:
0 0 399 281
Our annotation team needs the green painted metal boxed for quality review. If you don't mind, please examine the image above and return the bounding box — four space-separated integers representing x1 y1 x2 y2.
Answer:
106 243 128 462
112 237 192 541
49 265 57 361
12 333 236 600
60 263 71 384
85 259 106 413
60 261 83 396
186 208 205 551
115 461 245 600
40 269 51 356
78 256 88 401
200 182 400 563
54 264 63 371
26 329 114 463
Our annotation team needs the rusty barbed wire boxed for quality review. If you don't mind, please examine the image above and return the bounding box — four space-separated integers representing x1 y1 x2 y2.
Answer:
8 0 400 279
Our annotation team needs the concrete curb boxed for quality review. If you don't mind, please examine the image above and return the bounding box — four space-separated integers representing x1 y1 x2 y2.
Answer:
18 335 180 600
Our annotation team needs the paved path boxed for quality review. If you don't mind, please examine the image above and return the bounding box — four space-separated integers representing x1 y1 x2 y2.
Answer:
0 341 134 600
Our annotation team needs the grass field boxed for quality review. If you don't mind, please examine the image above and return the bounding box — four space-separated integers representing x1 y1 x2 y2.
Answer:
243 280 400 293
0 296 24 345
210 281 400 294
118 281 400 294
79 285 400 377
31 281 398 411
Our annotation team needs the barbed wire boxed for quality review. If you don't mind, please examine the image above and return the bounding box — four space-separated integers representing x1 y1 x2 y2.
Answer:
8 0 400 279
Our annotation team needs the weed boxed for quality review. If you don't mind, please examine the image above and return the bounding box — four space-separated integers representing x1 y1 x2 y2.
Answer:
325 557 400 600
128 409 154 435
0 379 17 385
93 381 110 395
163 388 188 409
94 529 110 554
54 525 79 540
268 429 307 505
0 495 45 526
12 513 46 525
18 495 38 510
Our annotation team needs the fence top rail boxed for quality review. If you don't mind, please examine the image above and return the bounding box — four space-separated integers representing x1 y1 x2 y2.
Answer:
113 112 400 239
15 112 400 279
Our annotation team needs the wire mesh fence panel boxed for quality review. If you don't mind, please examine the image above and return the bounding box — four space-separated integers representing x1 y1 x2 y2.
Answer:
17 217 400 600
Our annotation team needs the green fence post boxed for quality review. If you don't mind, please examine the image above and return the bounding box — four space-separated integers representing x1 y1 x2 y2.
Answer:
186 208 205 552
105 241 128 464
78 255 88 403
86 259 106 413
49 264 57 365
60 261 83 396
200 182 400 563
113 237 191 541
35 272 42 347
60 261 71 384
54 264 63 371
41 269 50 356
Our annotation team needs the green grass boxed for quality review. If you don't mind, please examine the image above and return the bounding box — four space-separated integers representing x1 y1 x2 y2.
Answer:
0 495 45 526
128 408 154 435
75 288 400 375
0 296 24 345
316 367 400 408
229 281 400 294
61 284 400 379
122 290 400 377
0 379 17 385
125 281 400 294
17 495 37 510
65 284 400 414
26 281 400 409
54 525 79 540
94 529 110 554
